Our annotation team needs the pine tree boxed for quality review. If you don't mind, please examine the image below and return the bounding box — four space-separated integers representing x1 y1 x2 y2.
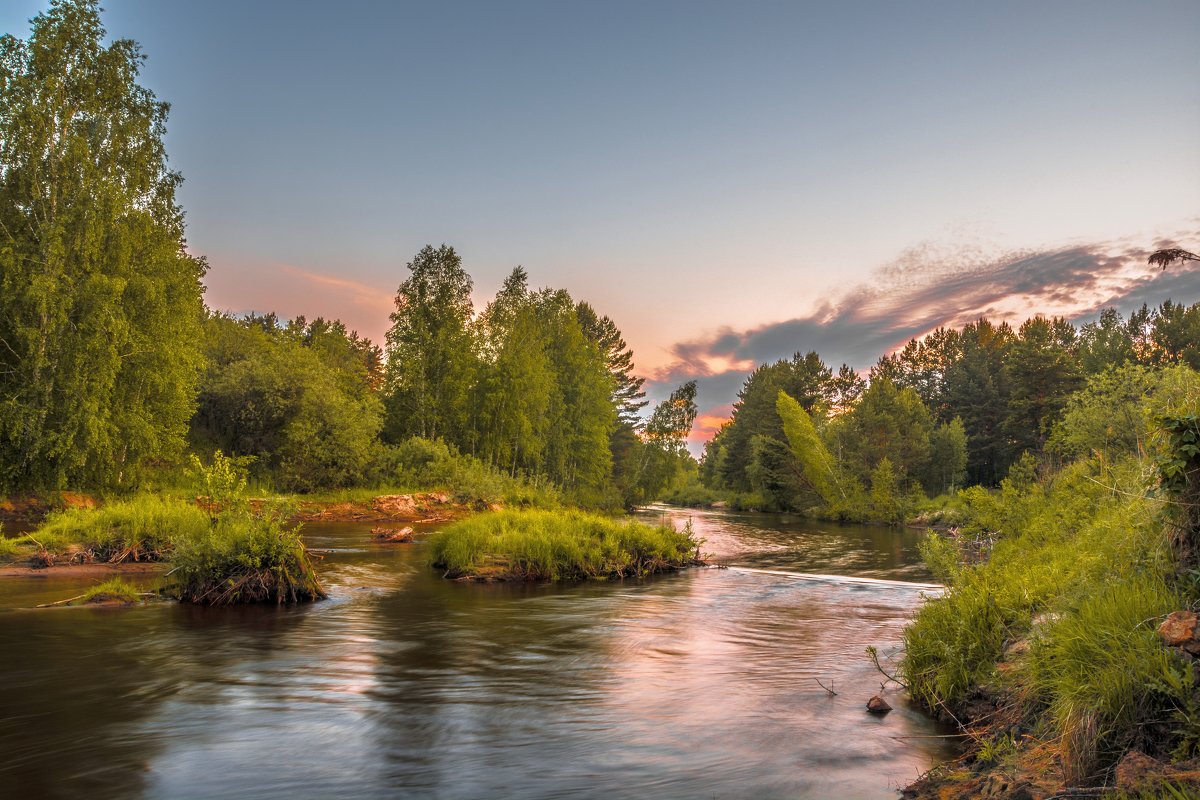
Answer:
576 301 647 427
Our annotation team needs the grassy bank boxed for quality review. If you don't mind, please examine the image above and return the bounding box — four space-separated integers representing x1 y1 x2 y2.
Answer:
900 458 1196 794
0 495 208 565
428 509 702 581
3 454 326 605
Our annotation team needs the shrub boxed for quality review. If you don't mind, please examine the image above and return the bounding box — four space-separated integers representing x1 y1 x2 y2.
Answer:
662 478 720 508
387 437 559 509
166 451 325 605
167 514 325 604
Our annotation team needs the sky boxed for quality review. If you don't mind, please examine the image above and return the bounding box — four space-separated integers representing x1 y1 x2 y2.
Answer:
4 0 1200 446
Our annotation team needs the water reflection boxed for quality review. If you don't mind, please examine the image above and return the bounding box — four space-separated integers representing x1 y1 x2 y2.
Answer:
0 510 950 799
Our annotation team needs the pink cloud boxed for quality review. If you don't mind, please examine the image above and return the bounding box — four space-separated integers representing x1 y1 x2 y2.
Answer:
203 256 394 345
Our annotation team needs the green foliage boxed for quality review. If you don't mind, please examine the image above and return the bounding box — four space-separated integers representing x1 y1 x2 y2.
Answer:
662 476 721 508
833 378 934 489
618 382 702 507
166 513 324 604
576 300 647 426
0 526 25 560
387 437 560 509
142 454 326 604
776 390 842 505
1002 316 1082 457
747 434 806 511
1154 414 1200 498
0 0 205 491
942 319 1015 485
712 353 832 492
646 381 699 456
32 494 209 562
868 457 906 525
192 315 384 492
188 450 253 514
927 417 969 494
427 509 700 581
78 578 143 604
902 457 1185 780
918 533 961 584
533 289 617 497
383 244 478 443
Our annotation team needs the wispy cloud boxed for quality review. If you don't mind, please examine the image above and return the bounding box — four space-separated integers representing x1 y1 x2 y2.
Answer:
277 265 395 313
649 224 1200 445
204 257 394 344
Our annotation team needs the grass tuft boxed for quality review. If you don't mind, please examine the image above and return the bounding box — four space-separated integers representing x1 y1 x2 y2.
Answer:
31 495 209 563
428 509 702 581
78 578 145 605
901 457 1188 782
166 514 325 604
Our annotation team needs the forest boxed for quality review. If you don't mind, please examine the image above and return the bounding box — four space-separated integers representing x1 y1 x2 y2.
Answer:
2 2 1198 529
688 303 1200 524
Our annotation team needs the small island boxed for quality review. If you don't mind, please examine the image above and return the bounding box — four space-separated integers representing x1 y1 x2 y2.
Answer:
428 509 703 581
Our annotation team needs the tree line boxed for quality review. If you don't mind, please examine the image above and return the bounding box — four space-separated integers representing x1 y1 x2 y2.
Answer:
0 1 697 508
4 1 1199 521
695 303 1200 520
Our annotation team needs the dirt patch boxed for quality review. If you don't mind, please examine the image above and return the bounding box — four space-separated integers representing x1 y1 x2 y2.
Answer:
0 562 167 579
292 493 472 523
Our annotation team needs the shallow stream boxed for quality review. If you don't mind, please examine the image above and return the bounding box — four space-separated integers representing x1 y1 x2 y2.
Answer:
0 506 953 799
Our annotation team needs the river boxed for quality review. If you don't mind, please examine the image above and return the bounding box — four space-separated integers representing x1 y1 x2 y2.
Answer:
0 506 953 799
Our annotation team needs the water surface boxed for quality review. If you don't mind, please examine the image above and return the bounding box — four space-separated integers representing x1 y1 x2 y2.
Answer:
0 506 951 799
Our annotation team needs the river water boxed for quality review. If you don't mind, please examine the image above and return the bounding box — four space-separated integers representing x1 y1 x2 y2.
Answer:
0 506 953 799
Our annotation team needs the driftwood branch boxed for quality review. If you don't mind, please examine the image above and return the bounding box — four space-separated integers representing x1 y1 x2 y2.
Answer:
815 677 838 696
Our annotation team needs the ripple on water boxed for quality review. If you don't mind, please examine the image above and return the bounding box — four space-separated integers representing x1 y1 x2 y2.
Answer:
0 511 952 799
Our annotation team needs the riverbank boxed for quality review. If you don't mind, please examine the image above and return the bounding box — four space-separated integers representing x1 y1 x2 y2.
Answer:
0 562 167 579
897 459 1200 797
0 491 479 570
287 491 478 523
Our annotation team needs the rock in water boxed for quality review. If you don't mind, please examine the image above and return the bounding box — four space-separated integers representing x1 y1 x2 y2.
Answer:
372 526 415 543
866 695 892 714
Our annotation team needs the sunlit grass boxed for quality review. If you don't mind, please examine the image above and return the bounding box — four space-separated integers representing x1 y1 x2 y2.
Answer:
901 458 1187 781
78 578 145 605
428 509 701 581
4 495 209 565
166 515 325 605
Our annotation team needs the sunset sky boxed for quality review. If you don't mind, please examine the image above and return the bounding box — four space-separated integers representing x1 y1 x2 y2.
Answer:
5 0 1199 445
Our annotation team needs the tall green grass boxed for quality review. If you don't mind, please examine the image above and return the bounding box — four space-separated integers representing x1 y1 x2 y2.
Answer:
78 578 146 604
428 509 701 581
9 495 209 564
901 458 1187 781
166 514 325 604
